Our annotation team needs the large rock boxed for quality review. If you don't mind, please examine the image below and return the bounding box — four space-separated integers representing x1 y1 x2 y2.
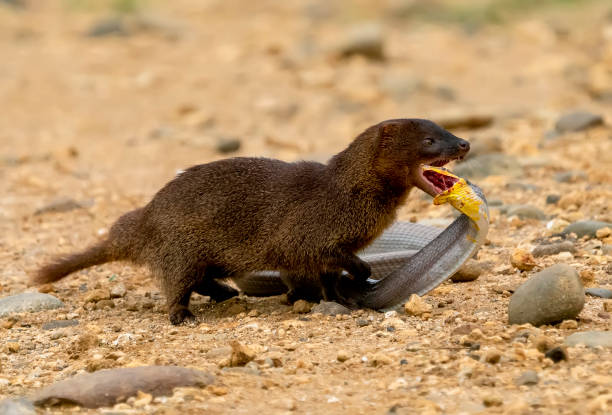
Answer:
0 398 36 415
555 110 604 133
565 331 612 348
561 221 612 238
508 264 584 326
32 366 214 408
0 293 64 317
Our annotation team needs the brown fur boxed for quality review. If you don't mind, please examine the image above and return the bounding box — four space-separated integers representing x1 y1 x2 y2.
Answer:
34 119 469 324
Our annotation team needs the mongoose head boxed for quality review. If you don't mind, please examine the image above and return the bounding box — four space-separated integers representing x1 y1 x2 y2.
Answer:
372 119 470 196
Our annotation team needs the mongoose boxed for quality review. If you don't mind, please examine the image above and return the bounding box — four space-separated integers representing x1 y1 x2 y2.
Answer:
34 119 470 324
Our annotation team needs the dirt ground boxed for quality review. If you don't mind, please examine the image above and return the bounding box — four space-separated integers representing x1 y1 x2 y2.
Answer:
1 0 612 413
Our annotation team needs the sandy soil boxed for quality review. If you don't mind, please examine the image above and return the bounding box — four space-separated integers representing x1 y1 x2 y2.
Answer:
1 1 611 413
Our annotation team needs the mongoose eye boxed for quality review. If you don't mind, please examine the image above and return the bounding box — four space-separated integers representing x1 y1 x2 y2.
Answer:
423 138 434 146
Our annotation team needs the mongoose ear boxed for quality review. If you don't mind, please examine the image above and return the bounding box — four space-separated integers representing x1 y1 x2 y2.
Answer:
377 121 401 147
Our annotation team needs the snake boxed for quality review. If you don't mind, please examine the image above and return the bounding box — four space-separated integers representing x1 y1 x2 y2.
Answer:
233 166 489 310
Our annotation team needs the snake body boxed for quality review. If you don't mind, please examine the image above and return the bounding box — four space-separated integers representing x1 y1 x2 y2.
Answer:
234 169 489 310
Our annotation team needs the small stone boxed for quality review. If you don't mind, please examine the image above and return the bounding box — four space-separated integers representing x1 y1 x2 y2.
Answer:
434 111 494 130
0 293 64 317
562 221 612 238
6 342 20 353
0 398 36 415
596 227 612 239
546 194 561 205
356 319 369 327
451 259 483 282
585 288 612 299
565 331 612 348
42 319 79 330
133 391 153 407
533 335 555 353
337 23 385 60
207 385 229 396
555 110 604 133
94 299 115 309
34 198 84 215
404 294 433 316
544 346 568 363
506 205 547 220
84 289 110 303
554 171 587 183
229 341 256 367
311 301 351 316
110 283 127 298
532 241 576 257
514 370 539 386
215 137 241 154
292 300 313 314
559 320 578 330
546 218 570 234
510 249 537 271
337 350 351 362
482 394 503 407
483 348 501 364
508 264 585 326
87 17 128 37
370 353 392 366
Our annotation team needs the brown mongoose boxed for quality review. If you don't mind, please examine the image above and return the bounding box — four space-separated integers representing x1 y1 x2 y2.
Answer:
34 119 470 324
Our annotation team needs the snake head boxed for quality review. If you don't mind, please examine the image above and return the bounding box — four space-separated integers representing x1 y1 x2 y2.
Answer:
417 166 487 229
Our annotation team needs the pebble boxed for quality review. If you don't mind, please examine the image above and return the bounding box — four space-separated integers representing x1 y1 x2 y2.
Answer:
215 136 241 154
603 245 612 256
32 366 214 408
292 300 313 314
453 153 521 179
532 241 576 257
546 194 561 205
311 301 351 316
554 171 587 183
565 331 612 348
110 283 127 298
42 319 79 330
450 259 484 282
506 205 547 220
87 17 128 37
585 288 612 299
404 294 433 316
596 227 611 239
0 293 64 317
337 23 384 60
336 350 351 362
559 319 578 329
544 346 568 363
508 264 584 326
554 110 604 133
34 197 85 215
562 220 612 238
84 289 111 303
510 249 537 271
546 218 570 234
514 370 539 386
229 340 256 367
0 398 36 415
482 394 503 407
435 111 494 130
483 348 501 364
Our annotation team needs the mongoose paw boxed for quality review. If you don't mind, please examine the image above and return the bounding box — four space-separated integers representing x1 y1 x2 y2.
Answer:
350 260 372 281
209 285 239 302
169 307 197 325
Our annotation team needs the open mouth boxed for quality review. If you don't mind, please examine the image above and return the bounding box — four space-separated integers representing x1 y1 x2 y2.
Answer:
414 160 461 197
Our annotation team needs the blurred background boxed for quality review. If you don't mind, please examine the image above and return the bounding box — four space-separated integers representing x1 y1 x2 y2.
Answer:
1 0 611 252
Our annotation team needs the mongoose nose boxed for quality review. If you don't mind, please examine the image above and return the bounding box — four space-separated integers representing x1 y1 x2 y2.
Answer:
458 140 470 152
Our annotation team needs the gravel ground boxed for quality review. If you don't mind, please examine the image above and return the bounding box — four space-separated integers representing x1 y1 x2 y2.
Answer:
1 1 611 413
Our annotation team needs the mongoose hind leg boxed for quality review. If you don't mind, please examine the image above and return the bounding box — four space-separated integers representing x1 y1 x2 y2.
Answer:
162 266 201 325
